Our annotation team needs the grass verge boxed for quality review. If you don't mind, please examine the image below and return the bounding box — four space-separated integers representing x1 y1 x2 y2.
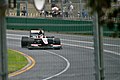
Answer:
8 49 28 73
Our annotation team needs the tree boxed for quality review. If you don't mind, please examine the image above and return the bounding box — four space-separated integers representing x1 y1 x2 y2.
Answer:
87 0 117 24
107 7 120 36
86 1 119 80
86 0 120 37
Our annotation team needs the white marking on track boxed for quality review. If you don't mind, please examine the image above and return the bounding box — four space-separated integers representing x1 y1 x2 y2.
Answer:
62 39 120 47
63 43 120 56
7 34 27 37
42 50 70 80
7 37 20 40
41 44 119 80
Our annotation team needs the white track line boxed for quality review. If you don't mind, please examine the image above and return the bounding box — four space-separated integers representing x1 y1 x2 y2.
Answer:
42 43 119 80
42 50 70 80
64 43 120 56
62 39 120 47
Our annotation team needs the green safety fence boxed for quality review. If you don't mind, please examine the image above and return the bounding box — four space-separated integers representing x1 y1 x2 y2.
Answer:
6 16 118 37
6 16 92 31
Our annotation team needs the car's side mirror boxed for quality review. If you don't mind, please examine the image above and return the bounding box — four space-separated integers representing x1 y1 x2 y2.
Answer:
33 0 45 11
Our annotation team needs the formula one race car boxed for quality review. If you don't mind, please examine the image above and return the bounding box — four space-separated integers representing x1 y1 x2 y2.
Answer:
21 29 62 50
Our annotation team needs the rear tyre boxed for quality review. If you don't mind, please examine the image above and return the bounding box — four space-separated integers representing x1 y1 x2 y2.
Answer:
53 38 62 50
54 38 61 45
28 47 33 50
21 37 29 48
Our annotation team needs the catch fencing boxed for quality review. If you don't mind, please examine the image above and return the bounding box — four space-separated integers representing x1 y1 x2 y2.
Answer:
6 0 120 80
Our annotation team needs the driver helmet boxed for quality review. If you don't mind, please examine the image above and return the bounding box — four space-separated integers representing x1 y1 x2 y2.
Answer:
38 29 44 35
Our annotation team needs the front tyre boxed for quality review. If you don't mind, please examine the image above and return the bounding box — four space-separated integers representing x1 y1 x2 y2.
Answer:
21 37 29 48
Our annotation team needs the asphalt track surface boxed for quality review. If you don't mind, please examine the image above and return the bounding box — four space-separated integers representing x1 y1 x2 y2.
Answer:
7 30 120 80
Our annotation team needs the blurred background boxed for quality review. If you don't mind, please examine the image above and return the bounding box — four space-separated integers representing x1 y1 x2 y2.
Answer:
6 0 92 20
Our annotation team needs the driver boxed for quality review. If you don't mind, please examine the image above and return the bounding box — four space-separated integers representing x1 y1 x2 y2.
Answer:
38 30 45 38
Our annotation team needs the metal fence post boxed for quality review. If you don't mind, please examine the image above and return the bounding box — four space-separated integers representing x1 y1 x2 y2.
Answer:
25 0 28 16
79 0 83 20
0 0 8 80
17 0 20 16
93 12 105 80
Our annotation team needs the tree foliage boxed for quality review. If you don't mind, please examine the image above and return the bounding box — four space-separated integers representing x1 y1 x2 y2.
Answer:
107 7 120 30
86 0 120 37
86 0 118 25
